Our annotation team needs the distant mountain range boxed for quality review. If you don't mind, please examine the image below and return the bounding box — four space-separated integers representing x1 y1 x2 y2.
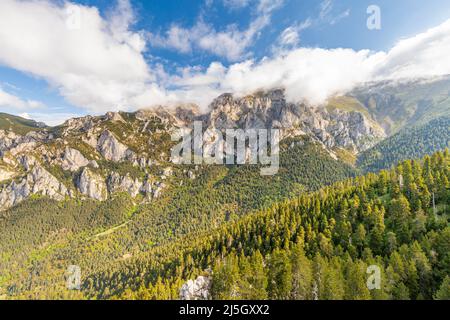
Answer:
0 76 449 300
0 76 449 211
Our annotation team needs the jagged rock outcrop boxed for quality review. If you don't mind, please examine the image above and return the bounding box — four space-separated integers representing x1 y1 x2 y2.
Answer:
18 155 37 171
0 164 68 211
325 110 383 151
136 105 199 128
0 87 395 211
107 172 142 197
97 130 133 162
29 165 68 199
0 130 49 156
104 112 125 123
61 147 90 172
205 89 385 152
179 276 211 300
82 130 100 149
106 172 165 199
140 180 153 198
152 181 165 198
0 167 15 182
61 115 97 136
77 168 107 201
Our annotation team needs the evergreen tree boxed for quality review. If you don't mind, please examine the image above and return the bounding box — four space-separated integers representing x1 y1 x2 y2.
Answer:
434 276 450 300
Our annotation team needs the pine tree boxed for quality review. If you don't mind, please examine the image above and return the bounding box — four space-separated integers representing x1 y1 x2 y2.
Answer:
211 255 239 299
238 251 268 299
267 249 292 300
321 257 345 300
434 276 450 300
344 260 371 300
388 195 412 243
290 244 313 300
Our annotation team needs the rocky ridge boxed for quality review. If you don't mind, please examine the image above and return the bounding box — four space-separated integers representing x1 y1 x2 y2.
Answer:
0 89 388 211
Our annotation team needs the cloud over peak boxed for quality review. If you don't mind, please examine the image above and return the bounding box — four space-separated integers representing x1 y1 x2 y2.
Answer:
0 0 450 118
168 17 450 108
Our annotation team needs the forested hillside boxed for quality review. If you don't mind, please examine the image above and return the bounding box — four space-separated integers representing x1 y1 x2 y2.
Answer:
2 150 448 300
357 117 450 172
0 137 355 299
87 150 450 300
0 87 448 301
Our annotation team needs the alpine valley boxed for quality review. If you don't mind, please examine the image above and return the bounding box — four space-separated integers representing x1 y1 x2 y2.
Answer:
0 77 449 300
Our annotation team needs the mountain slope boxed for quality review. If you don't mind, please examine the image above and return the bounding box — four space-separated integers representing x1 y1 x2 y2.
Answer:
350 76 450 135
0 80 449 300
357 117 450 172
0 113 47 135
3 150 447 300
88 150 447 300
0 137 356 299
0 88 384 213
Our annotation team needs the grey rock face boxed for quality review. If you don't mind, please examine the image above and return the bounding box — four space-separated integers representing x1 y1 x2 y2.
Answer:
180 276 211 300
77 168 107 201
0 165 68 211
19 155 37 171
61 116 96 136
82 130 99 149
106 172 164 199
97 130 133 162
205 89 386 152
29 165 68 199
152 181 165 199
0 130 48 156
0 87 395 210
107 172 142 197
61 147 90 172
89 160 99 168
104 112 125 123
0 167 15 182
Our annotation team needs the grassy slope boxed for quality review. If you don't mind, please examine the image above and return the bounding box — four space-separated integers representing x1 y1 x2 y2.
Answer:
0 113 47 135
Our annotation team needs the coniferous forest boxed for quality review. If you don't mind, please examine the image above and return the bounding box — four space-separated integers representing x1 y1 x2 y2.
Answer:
1 149 448 300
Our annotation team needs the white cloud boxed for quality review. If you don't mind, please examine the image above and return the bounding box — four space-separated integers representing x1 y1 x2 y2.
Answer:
0 86 45 111
149 25 193 53
168 18 450 108
319 0 350 25
196 16 269 61
223 0 251 10
149 18 265 62
170 48 382 108
329 9 350 25
278 19 312 48
18 113 31 119
257 0 284 14
279 28 300 47
148 0 283 61
25 112 86 126
319 0 333 20
373 19 450 80
1 0 450 120
0 0 168 114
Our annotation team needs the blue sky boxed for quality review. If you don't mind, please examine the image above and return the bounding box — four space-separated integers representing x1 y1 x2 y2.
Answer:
1 0 450 125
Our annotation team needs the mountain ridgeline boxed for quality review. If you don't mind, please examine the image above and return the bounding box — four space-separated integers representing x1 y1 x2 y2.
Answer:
0 77 449 300
358 117 450 172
